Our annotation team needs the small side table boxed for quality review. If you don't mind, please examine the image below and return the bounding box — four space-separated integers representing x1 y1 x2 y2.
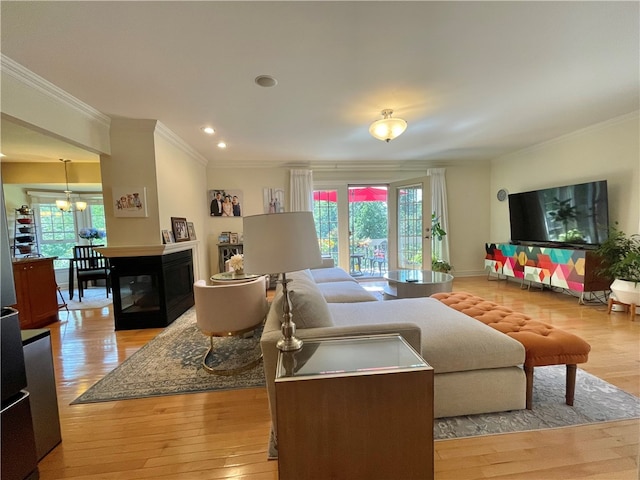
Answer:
275 334 434 480
210 272 260 284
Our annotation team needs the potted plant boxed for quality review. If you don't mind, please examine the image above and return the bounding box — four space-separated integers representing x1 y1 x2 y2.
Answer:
430 213 453 274
596 224 640 307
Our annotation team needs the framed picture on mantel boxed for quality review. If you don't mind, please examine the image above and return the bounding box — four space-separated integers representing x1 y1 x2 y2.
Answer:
171 217 190 242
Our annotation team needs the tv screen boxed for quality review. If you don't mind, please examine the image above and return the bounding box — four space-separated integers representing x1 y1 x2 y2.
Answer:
508 180 609 247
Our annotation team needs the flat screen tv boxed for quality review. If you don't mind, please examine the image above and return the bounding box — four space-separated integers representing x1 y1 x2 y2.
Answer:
508 180 609 248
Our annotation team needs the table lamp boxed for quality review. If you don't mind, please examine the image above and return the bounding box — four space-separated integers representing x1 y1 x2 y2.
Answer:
243 212 322 351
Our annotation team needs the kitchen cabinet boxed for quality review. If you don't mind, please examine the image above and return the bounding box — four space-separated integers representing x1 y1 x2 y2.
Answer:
12 257 59 329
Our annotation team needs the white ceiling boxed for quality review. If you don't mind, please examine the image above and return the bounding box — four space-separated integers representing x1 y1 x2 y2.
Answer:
1 1 638 169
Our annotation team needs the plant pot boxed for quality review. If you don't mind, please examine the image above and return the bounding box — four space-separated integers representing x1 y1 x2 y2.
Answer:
17 218 32 224
610 278 640 306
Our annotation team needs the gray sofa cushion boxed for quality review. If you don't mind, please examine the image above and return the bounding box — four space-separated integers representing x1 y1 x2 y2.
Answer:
310 267 356 284
270 273 334 329
317 281 379 303
327 297 524 373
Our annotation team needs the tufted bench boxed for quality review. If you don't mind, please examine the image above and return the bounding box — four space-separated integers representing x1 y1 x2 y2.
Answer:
431 291 591 409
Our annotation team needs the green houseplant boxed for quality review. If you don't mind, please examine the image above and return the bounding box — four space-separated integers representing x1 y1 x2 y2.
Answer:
596 225 640 282
596 224 640 308
430 213 453 273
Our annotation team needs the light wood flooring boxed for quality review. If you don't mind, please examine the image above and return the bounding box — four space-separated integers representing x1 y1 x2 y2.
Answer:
39 276 638 479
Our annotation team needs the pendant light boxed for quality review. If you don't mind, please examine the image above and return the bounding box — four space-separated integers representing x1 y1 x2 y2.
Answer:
369 109 408 143
56 159 87 212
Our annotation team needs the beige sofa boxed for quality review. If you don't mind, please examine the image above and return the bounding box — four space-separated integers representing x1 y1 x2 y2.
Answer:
260 267 526 440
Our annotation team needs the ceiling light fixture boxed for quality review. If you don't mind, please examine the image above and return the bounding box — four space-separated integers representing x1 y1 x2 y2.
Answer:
202 126 215 135
369 109 408 143
56 159 87 212
217 142 227 149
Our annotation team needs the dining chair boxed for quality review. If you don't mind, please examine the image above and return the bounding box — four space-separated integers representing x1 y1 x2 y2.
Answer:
73 245 110 301
193 276 268 375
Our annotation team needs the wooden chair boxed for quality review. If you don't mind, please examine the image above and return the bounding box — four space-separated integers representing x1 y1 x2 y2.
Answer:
73 245 110 301
193 276 268 375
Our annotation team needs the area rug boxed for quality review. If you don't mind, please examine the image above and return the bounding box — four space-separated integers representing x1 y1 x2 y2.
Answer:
71 307 264 404
266 366 640 458
59 287 112 310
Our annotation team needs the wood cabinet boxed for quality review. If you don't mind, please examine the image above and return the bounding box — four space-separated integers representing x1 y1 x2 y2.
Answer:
485 243 611 300
217 243 243 273
275 335 434 480
12 257 59 329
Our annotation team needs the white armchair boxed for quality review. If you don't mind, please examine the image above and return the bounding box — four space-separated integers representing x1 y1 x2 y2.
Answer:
193 276 268 375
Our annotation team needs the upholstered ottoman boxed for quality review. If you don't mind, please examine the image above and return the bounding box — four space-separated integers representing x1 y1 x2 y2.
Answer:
431 291 591 409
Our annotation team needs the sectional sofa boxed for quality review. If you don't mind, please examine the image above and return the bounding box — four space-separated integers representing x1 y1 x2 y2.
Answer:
260 266 527 440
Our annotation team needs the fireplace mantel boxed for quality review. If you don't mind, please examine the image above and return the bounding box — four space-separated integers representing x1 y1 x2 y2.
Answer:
95 241 199 258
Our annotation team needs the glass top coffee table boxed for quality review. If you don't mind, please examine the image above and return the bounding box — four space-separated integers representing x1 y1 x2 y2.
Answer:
383 269 453 299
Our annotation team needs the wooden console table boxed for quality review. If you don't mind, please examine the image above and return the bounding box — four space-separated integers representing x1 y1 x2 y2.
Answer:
275 334 434 480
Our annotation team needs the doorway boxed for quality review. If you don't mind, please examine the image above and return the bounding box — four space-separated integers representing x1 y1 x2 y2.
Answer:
347 185 388 277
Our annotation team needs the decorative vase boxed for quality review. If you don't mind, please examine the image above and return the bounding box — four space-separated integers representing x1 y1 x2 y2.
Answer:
610 278 640 308
233 268 244 276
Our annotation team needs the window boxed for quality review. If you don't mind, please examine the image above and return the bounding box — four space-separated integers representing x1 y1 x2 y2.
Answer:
313 190 338 265
30 192 106 269
397 185 422 269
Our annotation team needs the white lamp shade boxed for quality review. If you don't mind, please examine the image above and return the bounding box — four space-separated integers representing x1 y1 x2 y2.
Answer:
56 199 71 211
243 212 323 274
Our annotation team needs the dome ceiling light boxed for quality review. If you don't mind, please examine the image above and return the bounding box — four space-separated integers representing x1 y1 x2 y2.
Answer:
369 109 407 143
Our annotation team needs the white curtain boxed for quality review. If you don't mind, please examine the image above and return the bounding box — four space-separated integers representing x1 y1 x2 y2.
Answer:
427 168 450 262
289 169 314 212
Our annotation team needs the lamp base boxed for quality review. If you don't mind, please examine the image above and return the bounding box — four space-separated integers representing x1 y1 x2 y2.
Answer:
277 335 303 352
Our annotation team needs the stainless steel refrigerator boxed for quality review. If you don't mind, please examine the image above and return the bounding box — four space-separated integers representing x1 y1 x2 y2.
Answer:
1 181 39 480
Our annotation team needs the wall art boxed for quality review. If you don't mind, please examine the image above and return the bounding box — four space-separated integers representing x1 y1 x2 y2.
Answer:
209 189 243 217
113 187 148 217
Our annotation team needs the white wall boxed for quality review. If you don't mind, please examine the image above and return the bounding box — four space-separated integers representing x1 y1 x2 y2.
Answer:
99 119 161 246
204 167 289 275
155 128 208 279
490 112 640 241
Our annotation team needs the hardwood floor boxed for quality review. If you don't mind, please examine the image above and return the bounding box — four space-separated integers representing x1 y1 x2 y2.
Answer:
38 276 638 479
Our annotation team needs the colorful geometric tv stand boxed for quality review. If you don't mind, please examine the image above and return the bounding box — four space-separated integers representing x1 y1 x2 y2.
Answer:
485 243 611 303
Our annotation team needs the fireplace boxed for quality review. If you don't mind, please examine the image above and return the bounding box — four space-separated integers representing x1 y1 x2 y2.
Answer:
109 249 194 330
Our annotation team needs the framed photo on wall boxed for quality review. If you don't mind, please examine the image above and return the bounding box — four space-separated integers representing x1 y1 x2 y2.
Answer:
171 217 190 242
264 187 285 213
209 189 243 217
113 187 148 217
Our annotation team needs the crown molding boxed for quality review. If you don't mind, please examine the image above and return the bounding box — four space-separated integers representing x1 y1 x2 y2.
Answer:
494 110 640 163
1 54 111 128
155 121 208 167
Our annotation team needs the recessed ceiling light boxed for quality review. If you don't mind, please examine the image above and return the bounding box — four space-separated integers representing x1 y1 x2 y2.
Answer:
255 75 278 88
201 126 215 135
217 142 227 149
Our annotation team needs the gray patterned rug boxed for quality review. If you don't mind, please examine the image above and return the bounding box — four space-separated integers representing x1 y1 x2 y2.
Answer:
267 365 640 458
71 307 264 404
